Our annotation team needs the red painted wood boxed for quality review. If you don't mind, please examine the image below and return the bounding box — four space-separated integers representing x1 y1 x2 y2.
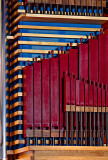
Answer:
23 65 33 138
69 49 78 78
99 34 108 86
80 81 84 129
98 87 102 107
59 54 68 130
33 61 42 129
76 80 80 106
50 57 59 128
85 83 89 106
84 82 89 127
94 83 98 107
71 77 76 105
71 77 76 128
80 81 84 106
63 73 71 112
63 73 71 128
79 44 88 80
89 83 93 107
106 89 108 107
105 88 108 128
89 39 98 82
89 82 94 128
102 86 105 107
42 59 50 129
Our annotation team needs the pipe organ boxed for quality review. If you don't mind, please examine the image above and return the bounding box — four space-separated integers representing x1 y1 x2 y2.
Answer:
4 0 108 159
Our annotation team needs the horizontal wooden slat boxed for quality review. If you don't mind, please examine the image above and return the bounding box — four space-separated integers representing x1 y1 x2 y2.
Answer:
9 66 24 75
10 92 23 101
10 32 92 41
34 156 108 160
11 24 101 34
10 83 23 92
9 13 108 28
10 111 23 118
9 9 25 20
10 140 25 146
10 49 60 59
8 0 18 7
9 74 23 84
9 40 78 51
10 120 23 127
9 2 24 13
10 101 23 109
10 57 41 67
10 130 23 137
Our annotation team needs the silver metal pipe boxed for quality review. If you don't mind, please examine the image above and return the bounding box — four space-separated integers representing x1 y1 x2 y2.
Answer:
1 0 6 159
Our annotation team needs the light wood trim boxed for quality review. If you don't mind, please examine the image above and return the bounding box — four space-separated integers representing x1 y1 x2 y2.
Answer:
9 146 108 155
10 130 23 137
10 83 23 92
10 57 34 66
6 104 9 109
7 150 14 155
9 9 25 20
11 32 91 40
6 95 9 100
11 24 101 34
34 156 108 160
9 40 78 51
10 49 59 59
9 66 24 75
6 70 9 74
9 2 24 13
66 105 108 112
10 101 23 109
16 157 31 160
9 74 23 84
6 113 9 118
6 61 9 66
9 13 108 28
9 92 23 101
10 120 23 127
19 33 91 39
8 0 18 7
10 49 22 59
6 122 9 127
6 78 9 83
10 140 25 146
10 111 23 118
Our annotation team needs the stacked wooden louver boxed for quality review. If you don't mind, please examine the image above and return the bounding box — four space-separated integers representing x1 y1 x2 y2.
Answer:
5 0 108 152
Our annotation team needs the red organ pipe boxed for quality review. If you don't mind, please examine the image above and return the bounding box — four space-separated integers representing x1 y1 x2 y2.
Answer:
63 73 71 112
80 81 85 106
23 64 33 138
42 59 50 130
94 83 98 107
75 80 80 106
33 60 42 131
63 73 71 128
99 34 108 86
89 38 98 82
59 51 68 130
79 41 88 80
71 76 76 128
68 47 78 78
89 82 93 107
98 86 102 107
50 56 59 129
